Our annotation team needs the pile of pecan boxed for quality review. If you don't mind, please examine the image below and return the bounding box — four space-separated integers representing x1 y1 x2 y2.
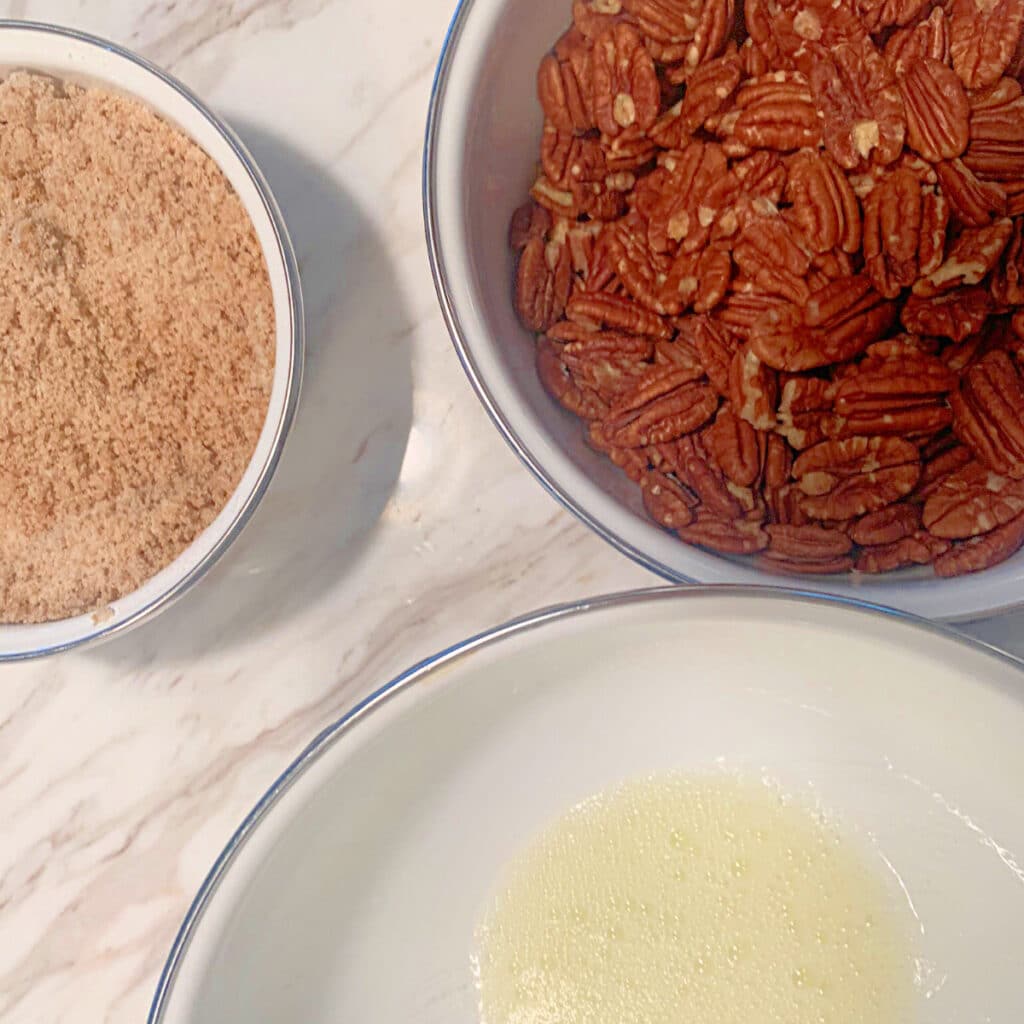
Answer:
510 0 1024 577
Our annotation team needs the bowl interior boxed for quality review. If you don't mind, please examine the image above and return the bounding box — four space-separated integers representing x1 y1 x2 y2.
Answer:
0 23 299 657
152 590 1024 1023
427 0 1024 620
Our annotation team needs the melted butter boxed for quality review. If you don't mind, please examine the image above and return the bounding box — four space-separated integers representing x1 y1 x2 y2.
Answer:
476 775 914 1024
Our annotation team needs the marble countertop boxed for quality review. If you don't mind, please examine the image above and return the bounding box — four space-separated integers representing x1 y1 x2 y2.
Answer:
0 2 1022 1021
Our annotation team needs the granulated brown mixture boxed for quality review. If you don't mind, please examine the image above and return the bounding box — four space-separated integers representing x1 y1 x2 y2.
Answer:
0 71 275 623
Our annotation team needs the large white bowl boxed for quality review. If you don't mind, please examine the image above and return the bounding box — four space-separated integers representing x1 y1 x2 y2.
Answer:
423 0 1024 622
148 587 1024 1022
0 21 303 660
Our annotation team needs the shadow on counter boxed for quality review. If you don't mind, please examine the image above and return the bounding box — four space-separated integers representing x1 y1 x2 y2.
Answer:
92 120 415 667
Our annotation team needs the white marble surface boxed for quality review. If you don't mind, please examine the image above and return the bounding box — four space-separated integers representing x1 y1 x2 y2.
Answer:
0 2 1022 1022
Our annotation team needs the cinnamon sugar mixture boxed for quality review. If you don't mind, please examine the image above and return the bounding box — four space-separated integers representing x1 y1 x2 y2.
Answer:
0 72 275 623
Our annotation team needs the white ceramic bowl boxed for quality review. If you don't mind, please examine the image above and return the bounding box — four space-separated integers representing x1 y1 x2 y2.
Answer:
0 21 303 660
148 587 1024 1022
423 0 1024 622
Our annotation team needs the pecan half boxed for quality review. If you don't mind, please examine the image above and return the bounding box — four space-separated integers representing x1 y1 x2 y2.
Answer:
935 158 1008 226
516 234 573 332
592 24 661 137
766 522 853 557
777 376 838 449
850 503 922 545
934 508 1024 575
856 532 951 572
901 286 993 340
992 218 1024 304
785 150 861 255
862 167 923 298
923 459 1024 536
726 72 823 152
651 53 742 146
833 350 957 439
704 405 763 485
950 0 1024 91
900 58 971 164
729 345 779 429
641 468 698 528
561 332 655 398
684 315 738 395
809 40 906 169
856 0 931 32
884 7 950 77
750 276 896 371
604 366 719 445
732 198 813 303
539 30 595 134
573 0 626 38
951 349 1024 476
677 511 770 553
964 89 1024 181
537 337 609 419
914 218 1014 296
566 291 675 337
794 436 921 518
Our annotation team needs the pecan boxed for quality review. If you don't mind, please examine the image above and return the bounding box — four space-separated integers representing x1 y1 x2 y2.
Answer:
923 459 1024 536
914 218 1013 296
669 434 746 516
900 58 971 164
809 41 906 169
538 32 594 134
537 337 609 419
901 286 993 340
785 150 861 256
765 481 810 524
587 420 652 481
566 291 675 337
951 349 1024 476
766 522 853 557
909 439 974 501
856 532 951 572
833 351 957 439
964 90 1024 181
704 405 763 485
604 367 719 445
856 0 931 32
733 152 788 206
750 276 897 371
884 7 950 76
730 345 779 429
935 158 1008 226
654 334 705 374
992 218 1024 304
950 0 1024 91
509 201 552 252
724 72 823 152
650 53 741 147
515 234 573 332
679 316 733 397
794 436 921 518
732 198 813 303
541 124 605 191
623 0 706 55
850 503 922 545
573 0 626 37
777 376 838 449
561 332 655 398
756 552 855 573
647 142 731 254
862 168 923 298
677 511 770 553
933 508 1024 575
717 285 789 339
641 468 698 528
592 24 660 138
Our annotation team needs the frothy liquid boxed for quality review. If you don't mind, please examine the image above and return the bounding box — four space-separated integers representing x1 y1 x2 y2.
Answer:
476 775 913 1024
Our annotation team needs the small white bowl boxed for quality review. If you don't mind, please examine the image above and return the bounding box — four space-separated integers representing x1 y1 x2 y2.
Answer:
423 0 1024 622
0 21 303 660
148 588 1024 1022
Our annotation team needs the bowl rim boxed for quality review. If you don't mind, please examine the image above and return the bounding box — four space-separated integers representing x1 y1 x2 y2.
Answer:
0 19 304 660
421 0 1024 623
146 582 1024 1023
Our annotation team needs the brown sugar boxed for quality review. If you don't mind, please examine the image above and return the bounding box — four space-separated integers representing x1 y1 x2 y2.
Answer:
0 72 275 623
